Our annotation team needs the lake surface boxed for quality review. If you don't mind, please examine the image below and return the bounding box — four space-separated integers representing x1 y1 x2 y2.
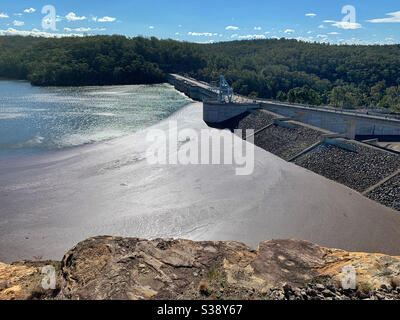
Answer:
0 81 191 157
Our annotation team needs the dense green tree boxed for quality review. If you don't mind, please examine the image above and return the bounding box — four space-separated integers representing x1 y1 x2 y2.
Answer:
370 81 386 106
0 35 400 112
379 86 400 112
276 91 287 102
288 87 322 105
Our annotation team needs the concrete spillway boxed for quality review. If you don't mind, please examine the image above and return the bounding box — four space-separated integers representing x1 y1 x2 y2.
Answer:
169 75 400 211
1 102 400 263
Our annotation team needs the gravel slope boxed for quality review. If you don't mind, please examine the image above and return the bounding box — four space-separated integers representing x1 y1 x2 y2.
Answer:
254 123 323 160
294 141 400 192
367 173 400 211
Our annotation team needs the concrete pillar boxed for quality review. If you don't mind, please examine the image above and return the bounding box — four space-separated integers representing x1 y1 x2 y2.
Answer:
346 121 357 140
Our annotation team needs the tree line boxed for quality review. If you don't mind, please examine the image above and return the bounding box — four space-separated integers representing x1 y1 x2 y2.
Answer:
0 35 399 112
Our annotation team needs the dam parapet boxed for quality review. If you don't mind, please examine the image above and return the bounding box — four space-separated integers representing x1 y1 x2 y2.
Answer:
203 100 259 124
260 101 400 140
167 74 218 101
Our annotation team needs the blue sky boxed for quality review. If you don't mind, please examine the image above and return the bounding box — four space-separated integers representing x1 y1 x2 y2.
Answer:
1 0 400 44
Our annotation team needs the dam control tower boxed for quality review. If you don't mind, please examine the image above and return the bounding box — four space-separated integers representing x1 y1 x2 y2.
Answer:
214 76 233 104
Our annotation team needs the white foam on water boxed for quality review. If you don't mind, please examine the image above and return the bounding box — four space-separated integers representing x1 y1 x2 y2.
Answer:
0 113 27 120
15 135 45 148
56 130 127 147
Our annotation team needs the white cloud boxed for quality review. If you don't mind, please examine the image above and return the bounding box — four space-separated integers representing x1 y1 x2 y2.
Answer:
188 32 217 37
316 34 329 43
231 34 238 38
197 40 215 44
0 13 9 19
73 27 91 32
13 20 24 26
23 8 36 13
64 27 105 32
254 26 262 30
42 15 62 25
284 29 295 34
339 37 371 45
97 16 116 22
296 36 314 42
328 32 340 35
318 24 325 29
0 27 86 38
368 11 400 23
307 30 313 34
225 26 239 30
65 12 86 22
238 34 266 40
149 26 154 29
305 13 316 17
323 20 362 29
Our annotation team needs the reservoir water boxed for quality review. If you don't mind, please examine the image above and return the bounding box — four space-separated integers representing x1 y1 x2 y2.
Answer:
0 81 191 158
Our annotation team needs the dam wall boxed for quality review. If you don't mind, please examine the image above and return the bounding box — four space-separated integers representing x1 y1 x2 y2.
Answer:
260 102 400 139
203 101 259 123
168 74 218 101
169 74 400 140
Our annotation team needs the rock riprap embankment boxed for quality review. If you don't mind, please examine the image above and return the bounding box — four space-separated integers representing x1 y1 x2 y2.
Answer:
253 123 323 160
1 237 400 300
366 173 400 211
294 140 400 192
235 110 277 132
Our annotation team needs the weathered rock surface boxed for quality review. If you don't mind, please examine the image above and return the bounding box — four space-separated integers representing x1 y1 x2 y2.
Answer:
1 237 400 300
0 260 60 300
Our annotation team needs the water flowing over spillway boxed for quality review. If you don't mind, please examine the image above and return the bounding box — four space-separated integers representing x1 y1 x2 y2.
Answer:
1 102 400 263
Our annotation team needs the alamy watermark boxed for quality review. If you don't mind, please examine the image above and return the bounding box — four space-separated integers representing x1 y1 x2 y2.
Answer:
341 5 357 28
41 265 56 290
341 265 357 290
41 5 57 31
146 121 255 176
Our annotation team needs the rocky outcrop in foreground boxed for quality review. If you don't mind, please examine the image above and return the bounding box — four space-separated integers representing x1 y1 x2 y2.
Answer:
1 237 400 300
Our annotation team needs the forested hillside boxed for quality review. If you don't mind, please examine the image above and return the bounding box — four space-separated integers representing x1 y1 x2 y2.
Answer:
0 35 399 112
0 36 204 86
